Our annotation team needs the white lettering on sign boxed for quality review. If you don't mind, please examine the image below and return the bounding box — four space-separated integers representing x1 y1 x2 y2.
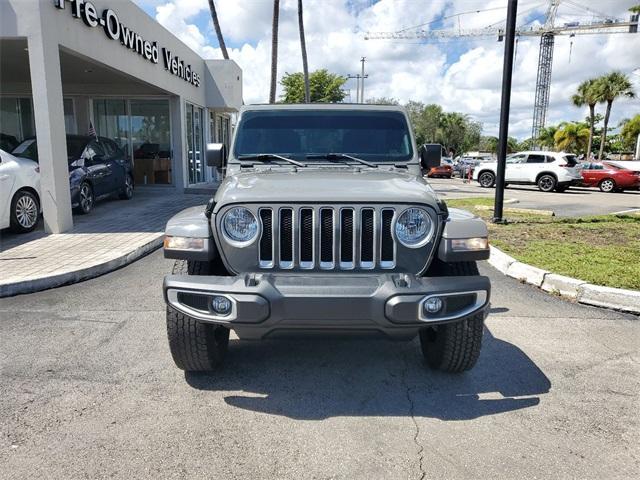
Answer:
54 0 199 87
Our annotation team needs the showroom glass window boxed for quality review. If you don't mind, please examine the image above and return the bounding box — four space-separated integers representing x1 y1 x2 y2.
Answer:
93 99 128 153
130 99 171 185
93 99 171 185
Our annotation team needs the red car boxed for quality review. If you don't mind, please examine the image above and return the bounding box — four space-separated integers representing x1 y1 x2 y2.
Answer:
580 162 640 192
427 164 453 178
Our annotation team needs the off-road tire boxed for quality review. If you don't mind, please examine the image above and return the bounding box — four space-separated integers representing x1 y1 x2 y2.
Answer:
420 260 484 373
537 174 557 192
166 259 230 372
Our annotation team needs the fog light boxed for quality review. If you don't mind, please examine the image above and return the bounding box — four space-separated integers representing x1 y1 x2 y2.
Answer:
211 295 232 316
424 297 443 314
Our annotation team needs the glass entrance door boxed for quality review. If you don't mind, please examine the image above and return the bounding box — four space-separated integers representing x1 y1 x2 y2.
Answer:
186 103 204 184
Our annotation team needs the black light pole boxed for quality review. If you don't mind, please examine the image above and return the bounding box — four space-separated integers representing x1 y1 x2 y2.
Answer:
493 0 518 224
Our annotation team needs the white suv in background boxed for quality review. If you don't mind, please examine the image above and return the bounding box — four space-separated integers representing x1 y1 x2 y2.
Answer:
473 151 583 192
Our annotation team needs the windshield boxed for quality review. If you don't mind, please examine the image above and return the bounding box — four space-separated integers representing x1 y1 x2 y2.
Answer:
233 110 413 162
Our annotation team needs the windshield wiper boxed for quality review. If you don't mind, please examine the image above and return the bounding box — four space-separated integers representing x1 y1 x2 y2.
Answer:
237 153 306 167
306 153 378 168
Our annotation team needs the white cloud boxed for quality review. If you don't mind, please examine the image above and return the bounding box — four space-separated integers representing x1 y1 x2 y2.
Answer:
137 0 640 139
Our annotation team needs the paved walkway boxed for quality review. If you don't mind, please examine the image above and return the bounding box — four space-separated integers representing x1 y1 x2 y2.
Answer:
0 188 210 297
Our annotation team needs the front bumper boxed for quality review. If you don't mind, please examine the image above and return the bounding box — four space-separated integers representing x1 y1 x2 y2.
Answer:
163 273 490 340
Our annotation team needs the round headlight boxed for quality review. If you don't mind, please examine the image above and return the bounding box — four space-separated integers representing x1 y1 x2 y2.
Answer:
222 207 258 245
395 208 433 247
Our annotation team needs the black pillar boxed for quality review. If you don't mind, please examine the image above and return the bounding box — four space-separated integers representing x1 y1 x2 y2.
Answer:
493 0 518 223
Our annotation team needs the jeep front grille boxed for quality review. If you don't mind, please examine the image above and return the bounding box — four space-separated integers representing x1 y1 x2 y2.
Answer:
258 206 396 270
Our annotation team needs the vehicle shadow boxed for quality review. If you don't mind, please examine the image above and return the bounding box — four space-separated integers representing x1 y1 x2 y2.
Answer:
186 327 550 421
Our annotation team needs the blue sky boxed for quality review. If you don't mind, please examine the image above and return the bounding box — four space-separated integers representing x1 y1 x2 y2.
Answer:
134 0 640 139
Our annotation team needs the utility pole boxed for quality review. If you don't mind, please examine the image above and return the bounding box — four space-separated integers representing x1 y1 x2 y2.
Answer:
493 0 518 224
347 74 361 103
360 57 367 103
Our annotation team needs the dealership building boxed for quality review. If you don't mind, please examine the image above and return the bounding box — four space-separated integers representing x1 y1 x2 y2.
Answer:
0 0 242 233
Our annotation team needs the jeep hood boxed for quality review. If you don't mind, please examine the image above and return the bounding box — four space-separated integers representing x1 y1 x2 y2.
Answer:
213 169 439 212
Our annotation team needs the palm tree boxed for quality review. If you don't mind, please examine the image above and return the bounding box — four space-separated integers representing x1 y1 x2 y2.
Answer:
571 79 598 159
594 72 635 159
269 0 280 104
297 0 310 103
537 125 558 150
554 122 590 154
207 0 229 60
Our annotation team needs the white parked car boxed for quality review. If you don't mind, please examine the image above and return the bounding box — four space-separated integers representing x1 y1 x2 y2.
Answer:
0 149 41 233
472 151 583 192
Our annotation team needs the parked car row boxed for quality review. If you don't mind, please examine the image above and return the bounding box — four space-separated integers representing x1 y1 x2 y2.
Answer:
457 150 640 193
0 135 134 233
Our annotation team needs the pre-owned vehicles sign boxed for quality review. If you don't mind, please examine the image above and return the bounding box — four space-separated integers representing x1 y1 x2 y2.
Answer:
53 0 201 87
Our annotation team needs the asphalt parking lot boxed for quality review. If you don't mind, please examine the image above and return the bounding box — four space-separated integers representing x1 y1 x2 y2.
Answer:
1 250 638 479
429 177 640 217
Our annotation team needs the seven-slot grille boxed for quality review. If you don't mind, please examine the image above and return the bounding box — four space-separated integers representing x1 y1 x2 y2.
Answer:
258 206 396 270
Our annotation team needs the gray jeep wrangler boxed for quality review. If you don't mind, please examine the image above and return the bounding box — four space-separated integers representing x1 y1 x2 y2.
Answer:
163 104 490 373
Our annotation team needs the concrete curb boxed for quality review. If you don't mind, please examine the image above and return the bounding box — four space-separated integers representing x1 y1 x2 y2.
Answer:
0 235 163 298
489 245 639 315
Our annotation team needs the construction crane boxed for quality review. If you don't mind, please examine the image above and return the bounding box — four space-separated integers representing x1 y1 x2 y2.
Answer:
365 1 639 144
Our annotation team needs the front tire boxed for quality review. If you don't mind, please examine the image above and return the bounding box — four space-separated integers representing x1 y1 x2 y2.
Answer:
420 260 484 373
166 259 230 372
599 178 616 193
537 174 557 192
119 174 134 200
478 171 495 188
10 190 39 233
76 182 94 214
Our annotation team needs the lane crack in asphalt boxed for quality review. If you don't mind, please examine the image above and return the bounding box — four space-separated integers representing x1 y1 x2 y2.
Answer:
401 354 426 480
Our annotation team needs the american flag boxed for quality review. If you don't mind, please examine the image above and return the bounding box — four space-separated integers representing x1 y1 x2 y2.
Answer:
88 121 97 139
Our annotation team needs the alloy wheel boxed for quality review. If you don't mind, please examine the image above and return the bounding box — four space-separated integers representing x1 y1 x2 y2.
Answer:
479 172 494 188
538 175 555 192
125 175 134 198
80 183 93 213
600 179 615 193
15 194 38 229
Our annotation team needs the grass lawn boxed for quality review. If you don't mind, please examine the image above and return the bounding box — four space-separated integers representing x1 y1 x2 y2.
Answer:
446 197 640 290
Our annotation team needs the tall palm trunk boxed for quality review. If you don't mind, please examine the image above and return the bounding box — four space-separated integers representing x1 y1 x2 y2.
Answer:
269 0 280 104
587 103 595 159
298 0 310 103
598 100 612 160
207 0 229 60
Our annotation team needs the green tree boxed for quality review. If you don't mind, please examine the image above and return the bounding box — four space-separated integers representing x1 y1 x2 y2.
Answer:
280 70 347 103
620 114 640 151
518 137 535 151
404 102 443 145
437 112 470 155
554 122 590 154
537 125 558 150
479 136 498 153
366 97 399 105
594 71 635 159
572 78 599 160
629 4 640 14
462 120 482 153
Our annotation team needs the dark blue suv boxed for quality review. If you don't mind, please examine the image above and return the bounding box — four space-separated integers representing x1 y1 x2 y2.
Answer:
11 135 134 214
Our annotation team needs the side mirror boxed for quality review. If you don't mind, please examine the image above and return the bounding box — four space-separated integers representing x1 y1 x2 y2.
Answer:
206 143 226 168
420 144 442 170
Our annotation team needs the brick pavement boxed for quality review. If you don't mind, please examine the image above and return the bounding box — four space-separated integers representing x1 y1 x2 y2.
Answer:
0 188 211 296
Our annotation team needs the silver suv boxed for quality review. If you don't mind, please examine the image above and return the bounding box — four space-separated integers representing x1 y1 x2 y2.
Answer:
162 105 491 374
